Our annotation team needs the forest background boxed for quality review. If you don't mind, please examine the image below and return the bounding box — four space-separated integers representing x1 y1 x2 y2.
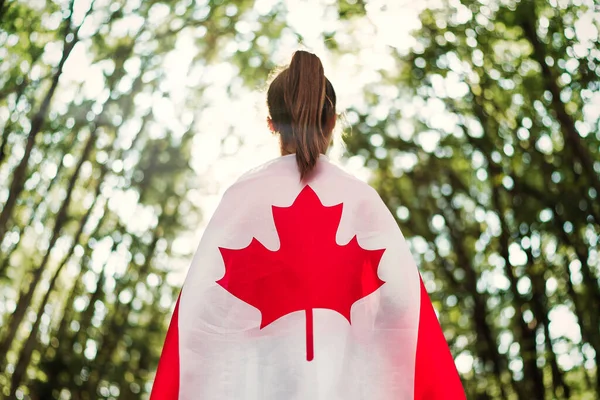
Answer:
1 0 599 399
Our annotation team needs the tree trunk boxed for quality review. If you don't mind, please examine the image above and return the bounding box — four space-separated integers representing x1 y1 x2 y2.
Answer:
526 251 571 399
516 178 600 394
519 2 600 198
0 0 84 244
90 233 159 393
552 214 600 394
0 134 73 277
0 79 28 167
37 202 110 399
0 129 96 369
0 0 7 21
464 88 533 399
8 165 105 393
443 204 513 399
486 158 545 397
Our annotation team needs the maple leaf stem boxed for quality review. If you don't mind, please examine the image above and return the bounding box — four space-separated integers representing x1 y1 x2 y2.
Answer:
305 308 314 362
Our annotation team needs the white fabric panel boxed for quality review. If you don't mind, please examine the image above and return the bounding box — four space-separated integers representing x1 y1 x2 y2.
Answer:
178 155 421 400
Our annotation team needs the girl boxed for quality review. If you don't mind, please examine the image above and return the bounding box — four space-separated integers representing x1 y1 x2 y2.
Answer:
150 50 465 400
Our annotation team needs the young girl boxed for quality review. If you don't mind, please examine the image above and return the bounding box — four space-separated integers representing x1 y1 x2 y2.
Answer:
150 50 465 400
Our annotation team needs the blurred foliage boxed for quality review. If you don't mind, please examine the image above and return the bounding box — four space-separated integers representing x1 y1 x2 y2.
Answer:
342 0 600 399
0 0 599 399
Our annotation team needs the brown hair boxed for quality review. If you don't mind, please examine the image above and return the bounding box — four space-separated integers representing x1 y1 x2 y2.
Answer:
267 51 337 180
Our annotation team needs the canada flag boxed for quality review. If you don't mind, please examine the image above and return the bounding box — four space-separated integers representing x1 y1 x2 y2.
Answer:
150 154 465 400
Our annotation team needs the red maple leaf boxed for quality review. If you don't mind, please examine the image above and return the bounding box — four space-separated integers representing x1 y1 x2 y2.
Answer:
217 185 386 361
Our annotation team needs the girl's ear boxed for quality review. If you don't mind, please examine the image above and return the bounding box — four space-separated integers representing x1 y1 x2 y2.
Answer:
326 114 336 134
267 116 276 133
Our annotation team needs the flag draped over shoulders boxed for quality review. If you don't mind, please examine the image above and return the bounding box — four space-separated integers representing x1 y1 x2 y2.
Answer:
150 154 465 400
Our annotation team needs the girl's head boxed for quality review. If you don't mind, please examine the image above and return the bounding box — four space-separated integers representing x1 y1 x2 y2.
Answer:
267 50 337 180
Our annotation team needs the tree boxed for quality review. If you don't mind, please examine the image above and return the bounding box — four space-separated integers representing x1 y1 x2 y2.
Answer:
343 0 599 398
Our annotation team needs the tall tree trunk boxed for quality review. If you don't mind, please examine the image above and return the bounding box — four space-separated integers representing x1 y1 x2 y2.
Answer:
0 130 74 276
442 203 513 399
0 129 96 369
7 165 106 393
0 0 7 22
483 151 545 397
76 179 155 397
519 1 600 198
36 202 110 400
70 229 121 349
552 214 600 393
516 178 600 394
465 85 538 398
0 79 28 167
494 189 544 397
90 234 159 394
526 248 571 399
0 0 86 244
71 263 108 400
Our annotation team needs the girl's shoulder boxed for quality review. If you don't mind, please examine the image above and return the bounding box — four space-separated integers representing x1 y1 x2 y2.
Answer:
223 154 379 206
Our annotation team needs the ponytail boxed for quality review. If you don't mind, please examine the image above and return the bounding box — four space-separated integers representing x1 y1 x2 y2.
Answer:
285 51 326 180
267 51 337 180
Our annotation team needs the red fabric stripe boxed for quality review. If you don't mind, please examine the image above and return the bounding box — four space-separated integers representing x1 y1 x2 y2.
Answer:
414 277 465 399
150 294 181 400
